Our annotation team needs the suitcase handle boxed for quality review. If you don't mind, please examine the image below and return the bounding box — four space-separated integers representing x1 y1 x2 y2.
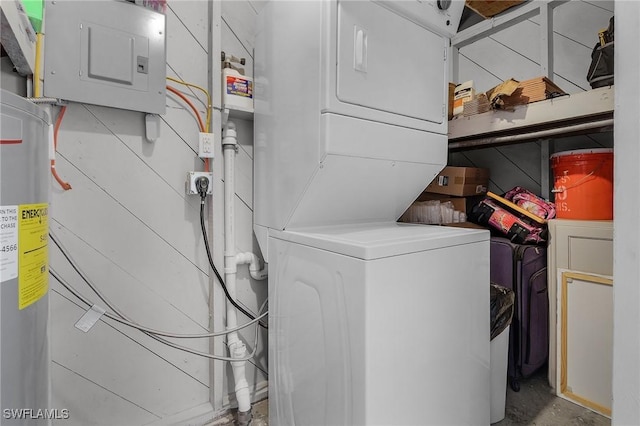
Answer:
486 192 548 225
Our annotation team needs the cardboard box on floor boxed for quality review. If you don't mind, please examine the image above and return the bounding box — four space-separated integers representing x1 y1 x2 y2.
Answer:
426 166 490 197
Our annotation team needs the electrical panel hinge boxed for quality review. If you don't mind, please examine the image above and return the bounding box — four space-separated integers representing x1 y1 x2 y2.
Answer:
444 47 447 61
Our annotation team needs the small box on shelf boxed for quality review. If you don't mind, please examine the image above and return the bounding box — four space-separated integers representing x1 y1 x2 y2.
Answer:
426 166 489 197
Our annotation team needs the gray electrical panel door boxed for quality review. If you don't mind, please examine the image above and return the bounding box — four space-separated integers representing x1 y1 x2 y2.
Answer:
44 1 166 114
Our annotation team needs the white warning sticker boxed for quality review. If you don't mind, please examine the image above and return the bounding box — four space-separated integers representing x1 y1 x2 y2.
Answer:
0 205 19 283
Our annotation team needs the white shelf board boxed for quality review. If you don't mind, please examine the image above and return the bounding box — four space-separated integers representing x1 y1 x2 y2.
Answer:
448 86 614 150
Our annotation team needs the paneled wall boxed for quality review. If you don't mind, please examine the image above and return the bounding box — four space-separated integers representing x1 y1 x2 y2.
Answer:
47 2 215 424
450 1 614 196
0 1 264 424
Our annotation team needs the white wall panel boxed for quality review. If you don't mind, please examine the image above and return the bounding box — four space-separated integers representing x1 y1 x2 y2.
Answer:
454 55 501 91
553 33 592 91
37 3 221 422
248 1 268 16
81 104 202 211
51 362 160 426
497 143 542 184
51 151 211 327
459 37 540 91
50 291 209 417
167 1 209 51
166 6 209 84
490 20 541 69
50 221 210 382
56 104 209 272
235 140 254 210
222 1 259 58
236 117 254 158
455 144 541 194
554 1 614 47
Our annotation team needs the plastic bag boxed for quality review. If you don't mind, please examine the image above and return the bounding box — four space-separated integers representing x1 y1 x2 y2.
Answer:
490 284 515 341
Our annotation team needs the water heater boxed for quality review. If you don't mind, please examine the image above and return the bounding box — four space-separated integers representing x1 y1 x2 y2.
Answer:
0 89 51 423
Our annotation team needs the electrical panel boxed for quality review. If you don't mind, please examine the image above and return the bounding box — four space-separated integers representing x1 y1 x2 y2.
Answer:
43 1 166 114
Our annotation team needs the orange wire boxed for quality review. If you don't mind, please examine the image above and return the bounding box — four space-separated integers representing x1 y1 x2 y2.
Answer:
52 106 72 190
52 88 208 190
166 85 209 172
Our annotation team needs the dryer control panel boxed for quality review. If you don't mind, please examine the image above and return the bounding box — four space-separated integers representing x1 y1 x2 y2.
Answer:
375 0 465 37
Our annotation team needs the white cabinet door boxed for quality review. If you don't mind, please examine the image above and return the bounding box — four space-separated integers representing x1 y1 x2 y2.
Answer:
547 219 613 390
336 0 446 124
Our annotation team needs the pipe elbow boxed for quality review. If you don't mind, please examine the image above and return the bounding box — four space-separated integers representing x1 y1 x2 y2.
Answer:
249 263 268 281
236 252 268 281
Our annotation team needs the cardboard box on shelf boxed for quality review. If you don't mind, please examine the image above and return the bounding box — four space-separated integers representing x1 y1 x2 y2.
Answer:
453 81 475 116
448 82 456 120
465 1 525 19
486 77 566 110
463 93 491 116
426 166 490 197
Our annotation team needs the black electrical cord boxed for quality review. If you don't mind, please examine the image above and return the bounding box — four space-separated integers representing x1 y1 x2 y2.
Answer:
196 177 267 329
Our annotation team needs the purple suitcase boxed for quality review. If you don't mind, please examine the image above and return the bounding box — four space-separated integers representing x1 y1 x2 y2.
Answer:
490 237 548 392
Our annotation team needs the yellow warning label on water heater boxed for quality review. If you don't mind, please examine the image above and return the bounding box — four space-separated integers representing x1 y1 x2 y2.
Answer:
18 203 49 310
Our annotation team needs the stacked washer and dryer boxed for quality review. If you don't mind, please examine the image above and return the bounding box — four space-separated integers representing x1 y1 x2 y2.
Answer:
254 1 491 424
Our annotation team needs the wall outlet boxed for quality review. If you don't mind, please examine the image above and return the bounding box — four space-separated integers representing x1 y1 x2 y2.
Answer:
186 171 213 195
199 132 215 158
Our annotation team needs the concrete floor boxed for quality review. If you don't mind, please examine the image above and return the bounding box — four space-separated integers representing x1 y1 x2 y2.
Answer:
210 367 610 425
496 367 610 426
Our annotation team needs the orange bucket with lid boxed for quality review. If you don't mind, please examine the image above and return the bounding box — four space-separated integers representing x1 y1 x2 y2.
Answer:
551 148 613 220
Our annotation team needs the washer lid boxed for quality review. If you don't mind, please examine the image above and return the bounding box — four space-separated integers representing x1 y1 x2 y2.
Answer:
270 222 488 260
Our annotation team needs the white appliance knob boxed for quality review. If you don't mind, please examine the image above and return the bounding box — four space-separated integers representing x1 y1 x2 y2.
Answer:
437 0 452 11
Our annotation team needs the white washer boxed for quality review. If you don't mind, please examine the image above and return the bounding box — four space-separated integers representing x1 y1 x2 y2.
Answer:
268 222 490 425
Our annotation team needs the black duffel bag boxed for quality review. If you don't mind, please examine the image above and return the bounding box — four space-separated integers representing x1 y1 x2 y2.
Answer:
587 16 614 89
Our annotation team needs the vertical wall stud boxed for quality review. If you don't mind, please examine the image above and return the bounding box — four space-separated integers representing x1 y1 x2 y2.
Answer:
540 3 555 199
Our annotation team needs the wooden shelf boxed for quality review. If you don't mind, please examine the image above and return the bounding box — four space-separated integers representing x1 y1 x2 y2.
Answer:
448 86 614 150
